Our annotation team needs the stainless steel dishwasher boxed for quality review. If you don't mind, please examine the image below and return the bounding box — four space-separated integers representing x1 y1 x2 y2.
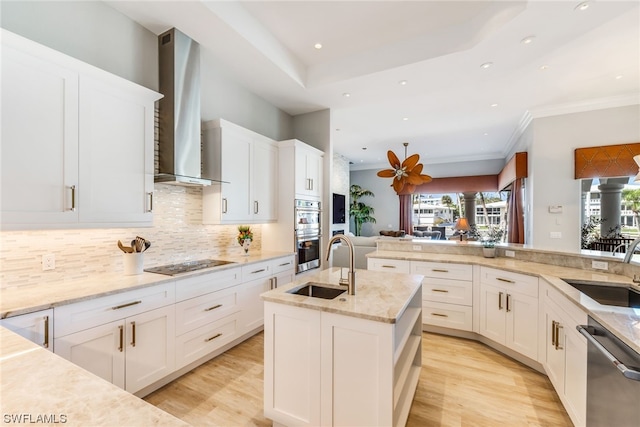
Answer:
577 317 640 427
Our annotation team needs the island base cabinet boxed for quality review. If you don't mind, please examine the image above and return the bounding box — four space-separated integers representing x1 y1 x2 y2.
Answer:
55 305 175 394
264 303 321 427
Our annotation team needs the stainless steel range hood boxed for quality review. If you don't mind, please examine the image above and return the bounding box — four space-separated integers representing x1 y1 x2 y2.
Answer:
156 28 211 186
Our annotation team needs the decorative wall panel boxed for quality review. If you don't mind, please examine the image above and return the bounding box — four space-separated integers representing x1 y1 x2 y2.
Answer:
574 142 640 179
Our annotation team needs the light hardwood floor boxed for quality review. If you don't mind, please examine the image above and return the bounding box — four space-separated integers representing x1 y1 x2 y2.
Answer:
144 332 572 426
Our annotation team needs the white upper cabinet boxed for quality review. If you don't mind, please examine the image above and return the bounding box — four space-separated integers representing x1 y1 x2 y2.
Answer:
0 29 161 230
294 143 323 200
202 119 278 224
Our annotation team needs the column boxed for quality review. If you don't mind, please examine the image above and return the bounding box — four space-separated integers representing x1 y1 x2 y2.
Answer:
598 181 625 236
581 179 593 226
462 192 477 227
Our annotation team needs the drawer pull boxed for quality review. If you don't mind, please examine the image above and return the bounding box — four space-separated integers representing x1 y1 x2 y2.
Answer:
432 289 449 293
204 304 222 312
497 277 515 284
251 268 266 274
112 300 142 310
431 313 449 318
43 315 49 349
118 325 124 352
432 269 449 273
279 262 291 267
381 265 397 268
130 321 136 347
205 333 222 342
498 292 504 310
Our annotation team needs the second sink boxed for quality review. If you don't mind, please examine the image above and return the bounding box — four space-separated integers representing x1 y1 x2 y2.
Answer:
287 282 346 299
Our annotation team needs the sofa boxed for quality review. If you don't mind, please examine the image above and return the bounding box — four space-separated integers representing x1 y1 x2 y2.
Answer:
332 235 407 269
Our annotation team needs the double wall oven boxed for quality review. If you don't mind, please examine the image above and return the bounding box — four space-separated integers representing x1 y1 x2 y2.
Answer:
295 199 321 273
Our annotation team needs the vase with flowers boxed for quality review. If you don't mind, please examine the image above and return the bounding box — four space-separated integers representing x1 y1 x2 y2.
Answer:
237 225 253 256
480 226 504 258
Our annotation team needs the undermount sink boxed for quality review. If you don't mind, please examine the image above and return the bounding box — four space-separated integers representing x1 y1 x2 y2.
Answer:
286 282 346 300
562 279 640 308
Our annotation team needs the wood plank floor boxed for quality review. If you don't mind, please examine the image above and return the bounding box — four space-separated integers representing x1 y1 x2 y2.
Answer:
144 332 572 426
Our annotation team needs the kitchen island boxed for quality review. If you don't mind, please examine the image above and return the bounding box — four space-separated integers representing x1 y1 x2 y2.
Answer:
261 267 423 427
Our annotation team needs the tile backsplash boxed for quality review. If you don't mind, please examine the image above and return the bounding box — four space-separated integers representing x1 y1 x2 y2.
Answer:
0 184 262 288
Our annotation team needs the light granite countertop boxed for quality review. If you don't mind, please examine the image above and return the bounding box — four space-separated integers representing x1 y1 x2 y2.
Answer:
261 267 423 323
0 251 293 318
0 327 188 426
368 250 640 353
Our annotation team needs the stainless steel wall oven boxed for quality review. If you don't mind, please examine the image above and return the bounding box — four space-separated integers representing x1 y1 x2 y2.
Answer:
295 199 321 273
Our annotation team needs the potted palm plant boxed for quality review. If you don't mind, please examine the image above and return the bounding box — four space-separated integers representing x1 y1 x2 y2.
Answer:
349 184 376 236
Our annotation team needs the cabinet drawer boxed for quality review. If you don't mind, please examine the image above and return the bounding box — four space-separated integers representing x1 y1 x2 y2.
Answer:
242 260 272 281
423 301 472 331
175 286 241 336
175 312 240 370
272 256 295 274
411 261 472 281
422 278 472 306
480 267 538 298
55 282 175 337
175 267 241 302
367 258 411 273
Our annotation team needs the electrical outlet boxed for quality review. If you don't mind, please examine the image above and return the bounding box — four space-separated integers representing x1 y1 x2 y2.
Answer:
592 260 608 270
550 232 562 239
505 250 515 258
413 245 422 251
42 253 55 271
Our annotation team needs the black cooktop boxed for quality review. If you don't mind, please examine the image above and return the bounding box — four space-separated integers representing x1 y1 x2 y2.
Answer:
144 259 236 276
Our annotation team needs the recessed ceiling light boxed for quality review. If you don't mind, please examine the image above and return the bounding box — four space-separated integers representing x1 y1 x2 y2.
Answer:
520 35 536 45
360 159 364 163
490 103 498 108
616 75 624 80
314 43 323 49
480 62 493 69
343 92 350 97
575 1 590 11
484 133 489 136
403 117 409 121
399 80 408 85
540 65 550 71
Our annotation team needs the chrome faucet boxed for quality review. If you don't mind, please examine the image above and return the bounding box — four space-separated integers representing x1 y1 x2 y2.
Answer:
623 237 640 263
325 234 356 295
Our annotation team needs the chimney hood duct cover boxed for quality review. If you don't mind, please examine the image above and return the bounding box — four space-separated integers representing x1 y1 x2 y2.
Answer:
157 28 212 186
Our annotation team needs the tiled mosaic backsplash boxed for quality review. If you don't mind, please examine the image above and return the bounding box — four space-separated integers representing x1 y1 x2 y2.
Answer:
0 184 261 288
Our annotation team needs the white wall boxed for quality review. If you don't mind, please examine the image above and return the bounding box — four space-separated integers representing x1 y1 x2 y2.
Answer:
527 104 640 252
350 169 399 236
331 153 350 235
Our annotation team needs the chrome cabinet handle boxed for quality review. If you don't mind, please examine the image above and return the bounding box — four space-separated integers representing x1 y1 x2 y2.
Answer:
204 304 222 312
69 185 76 211
147 192 153 212
118 325 124 352
222 198 228 214
577 325 640 381
254 200 259 214
498 292 504 310
43 316 49 348
497 277 515 284
130 321 136 347
205 333 222 342
506 294 511 312
112 300 142 310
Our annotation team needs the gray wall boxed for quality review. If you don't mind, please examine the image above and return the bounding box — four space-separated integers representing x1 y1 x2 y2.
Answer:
350 169 400 236
1 1 294 141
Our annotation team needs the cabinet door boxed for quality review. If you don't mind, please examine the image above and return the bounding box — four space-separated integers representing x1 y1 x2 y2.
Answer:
239 277 271 334
78 75 154 224
0 309 54 351
1 45 79 227
544 306 565 393
253 141 277 221
295 148 310 197
505 292 538 360
125 305 175 394
54 320 126 389
220 126 252 221
478 284 506 345
306 152 322 199
564 326 587 426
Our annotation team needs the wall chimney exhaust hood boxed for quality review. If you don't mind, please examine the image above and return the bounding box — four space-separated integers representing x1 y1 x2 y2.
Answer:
156 28 212 186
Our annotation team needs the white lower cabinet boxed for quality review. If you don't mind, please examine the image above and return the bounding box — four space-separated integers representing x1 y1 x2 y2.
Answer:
0 309 54 351
478 267 539 360
264 288 422 427
55 304 175 394
543 282 587 427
